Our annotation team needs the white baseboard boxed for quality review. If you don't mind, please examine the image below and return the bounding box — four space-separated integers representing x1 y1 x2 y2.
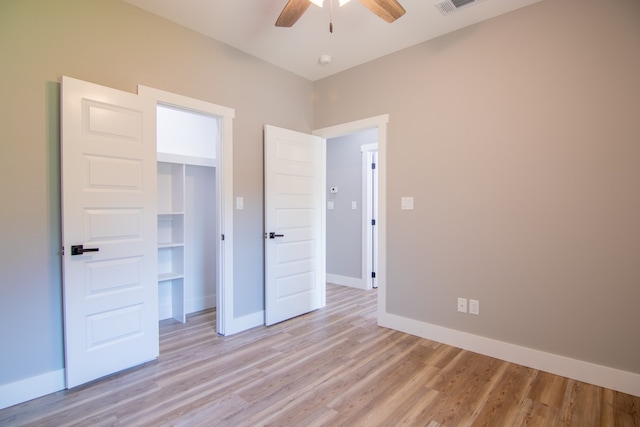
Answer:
379 312 640 397
327 273 366 290
186 294 215 314
159 295 215 321
224 310 264 336
0 369 65 410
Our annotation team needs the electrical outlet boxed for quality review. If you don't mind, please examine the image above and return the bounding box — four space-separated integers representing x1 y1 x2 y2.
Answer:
469 299 480 315
457 297 468 313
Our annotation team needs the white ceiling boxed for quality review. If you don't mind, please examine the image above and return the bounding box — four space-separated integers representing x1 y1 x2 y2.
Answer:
124 0 543 81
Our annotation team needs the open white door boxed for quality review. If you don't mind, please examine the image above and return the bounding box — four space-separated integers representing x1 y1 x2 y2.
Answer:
264 125 326 325
61 76 158 388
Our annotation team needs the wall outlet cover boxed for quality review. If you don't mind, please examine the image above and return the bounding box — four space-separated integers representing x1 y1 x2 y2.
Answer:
469 299 480 315
457 297 468 313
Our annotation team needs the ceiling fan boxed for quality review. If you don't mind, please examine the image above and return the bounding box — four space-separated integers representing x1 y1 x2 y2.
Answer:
276 0 406 29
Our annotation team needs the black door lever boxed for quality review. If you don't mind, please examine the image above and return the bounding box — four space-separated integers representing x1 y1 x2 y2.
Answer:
269 232 284 239
71 244 100 256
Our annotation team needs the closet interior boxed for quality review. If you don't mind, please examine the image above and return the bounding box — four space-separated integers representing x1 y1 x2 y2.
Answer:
156 104 218 322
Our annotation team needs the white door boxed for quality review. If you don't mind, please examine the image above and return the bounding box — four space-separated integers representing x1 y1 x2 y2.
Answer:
61 76 158 388
264 125 326 325
371 151 379 288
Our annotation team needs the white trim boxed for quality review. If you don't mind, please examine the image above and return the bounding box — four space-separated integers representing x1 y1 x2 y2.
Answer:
186 295 216 314
327 273 366 290
137 85 235 336
380 312 640 397
361 144 378 290
224 311 265 336
137 87 235 119
314 114 389 325
313 115 389 139
320 141 327 308
157 152 216 167
0 369 65 410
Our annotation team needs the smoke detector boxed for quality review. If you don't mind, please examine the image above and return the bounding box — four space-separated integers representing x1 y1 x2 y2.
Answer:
319 54 332 65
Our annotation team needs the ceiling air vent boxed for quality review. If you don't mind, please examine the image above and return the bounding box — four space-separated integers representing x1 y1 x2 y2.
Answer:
435 0 479 16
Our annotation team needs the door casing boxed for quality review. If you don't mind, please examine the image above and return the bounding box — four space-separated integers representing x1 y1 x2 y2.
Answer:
138 85 236 335
313 115 388 321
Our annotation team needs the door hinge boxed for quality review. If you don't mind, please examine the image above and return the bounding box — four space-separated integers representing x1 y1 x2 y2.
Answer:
371 162 376 170
371 271 376 278
371 219 376 226
221 234 225 241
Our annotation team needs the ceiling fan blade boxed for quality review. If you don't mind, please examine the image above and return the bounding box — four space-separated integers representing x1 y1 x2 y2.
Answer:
358 0 406 23
276 0 312 27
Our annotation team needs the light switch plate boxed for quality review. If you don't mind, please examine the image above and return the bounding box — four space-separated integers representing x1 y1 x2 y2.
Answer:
236 197 244 210
327 201 334 210
401 196 414 210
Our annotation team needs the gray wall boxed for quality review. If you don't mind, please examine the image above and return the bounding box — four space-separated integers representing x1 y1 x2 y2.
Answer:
0 0 313 386
315 0 640 374
326 131 376 279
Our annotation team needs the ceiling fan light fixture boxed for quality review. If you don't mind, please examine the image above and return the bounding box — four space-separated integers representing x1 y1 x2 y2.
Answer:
276 0 405 28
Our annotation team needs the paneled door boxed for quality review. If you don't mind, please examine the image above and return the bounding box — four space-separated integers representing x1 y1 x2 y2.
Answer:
264 125 326 325
61 76 158 388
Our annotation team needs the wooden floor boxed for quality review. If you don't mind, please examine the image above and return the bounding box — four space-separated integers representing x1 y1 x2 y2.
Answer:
2 284 639 427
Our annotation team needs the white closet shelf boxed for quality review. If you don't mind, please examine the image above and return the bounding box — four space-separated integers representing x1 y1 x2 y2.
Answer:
158 242 184 249
157 161 186 323
158 272 185 282
158 152 216 167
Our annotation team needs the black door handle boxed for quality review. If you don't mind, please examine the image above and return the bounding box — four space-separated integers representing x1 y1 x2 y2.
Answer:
71 244 100 256
269 232 284 239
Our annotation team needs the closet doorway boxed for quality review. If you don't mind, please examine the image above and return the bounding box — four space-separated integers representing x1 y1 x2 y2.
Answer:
155 104 217 322
315 116 387 296
139 86 236 336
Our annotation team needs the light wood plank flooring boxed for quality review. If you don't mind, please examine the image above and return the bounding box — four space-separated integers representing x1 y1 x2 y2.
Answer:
2 284 638 426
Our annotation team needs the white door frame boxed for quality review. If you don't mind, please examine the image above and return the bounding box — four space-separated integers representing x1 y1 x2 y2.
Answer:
138 85 236 335
313 114 388 320
361 144 378 290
